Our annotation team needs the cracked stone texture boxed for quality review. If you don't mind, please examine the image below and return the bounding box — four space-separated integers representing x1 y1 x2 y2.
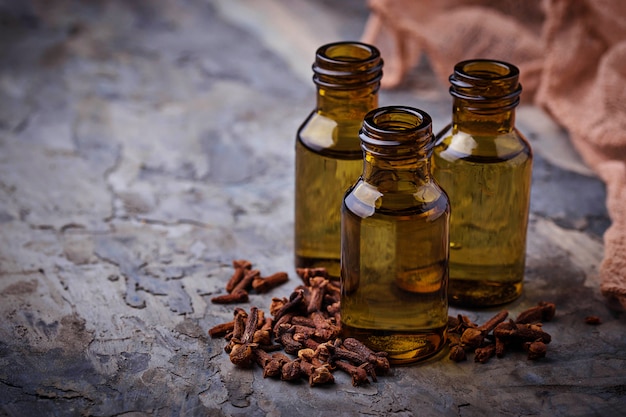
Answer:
0 1 624 416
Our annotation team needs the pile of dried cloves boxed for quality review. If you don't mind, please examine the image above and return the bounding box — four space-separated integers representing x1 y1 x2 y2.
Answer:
209 260 557 388
209 264 390 387
448 301 556 363
210 259 289 304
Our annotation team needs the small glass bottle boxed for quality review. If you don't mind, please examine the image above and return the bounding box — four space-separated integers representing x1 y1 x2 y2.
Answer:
295 42 383 278
340 106 450 365
431 59 533 307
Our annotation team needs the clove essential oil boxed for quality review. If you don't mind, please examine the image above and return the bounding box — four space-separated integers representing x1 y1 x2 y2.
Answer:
295 42 383 278
340 106 450 365
432 59 532 307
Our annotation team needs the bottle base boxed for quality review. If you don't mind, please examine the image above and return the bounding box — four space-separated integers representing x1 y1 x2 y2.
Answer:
341 323 446 365
448 278 522 308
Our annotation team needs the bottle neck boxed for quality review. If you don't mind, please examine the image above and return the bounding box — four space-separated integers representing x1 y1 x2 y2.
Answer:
312 41 382 126
359 106 434 188
452 99 517 135
362 151 431 188
317 85 379 121
448 59 521 136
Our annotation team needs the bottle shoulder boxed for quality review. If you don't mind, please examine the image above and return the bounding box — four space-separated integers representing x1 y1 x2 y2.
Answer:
297 110 362 157
433 125 532 163
343 178 450 219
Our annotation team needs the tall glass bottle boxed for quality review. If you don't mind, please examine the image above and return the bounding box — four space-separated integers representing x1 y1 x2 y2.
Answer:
295 42 383 278
431 59 533 307
341 106 450 365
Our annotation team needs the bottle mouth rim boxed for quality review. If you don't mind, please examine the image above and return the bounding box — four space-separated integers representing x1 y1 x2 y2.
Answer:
316 41 381 65
449 59 522 110
313 41 383 88
453 59 519 82
360 106 433 149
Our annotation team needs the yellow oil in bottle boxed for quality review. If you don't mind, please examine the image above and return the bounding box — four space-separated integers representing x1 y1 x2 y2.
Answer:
340 106 449 365
433 130 532 306
431 59 532 307
294 122 362 277
340 199 449 364
294 42 382 278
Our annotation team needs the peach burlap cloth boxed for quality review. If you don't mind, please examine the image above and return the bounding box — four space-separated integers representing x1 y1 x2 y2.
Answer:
361 0 626 310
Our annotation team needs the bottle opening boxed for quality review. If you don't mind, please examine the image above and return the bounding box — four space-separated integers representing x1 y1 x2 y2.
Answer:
449 59 522 112
458 60 517 81
313 41 383 89
360 106 433 152
366 106 430 134
323 43 377 62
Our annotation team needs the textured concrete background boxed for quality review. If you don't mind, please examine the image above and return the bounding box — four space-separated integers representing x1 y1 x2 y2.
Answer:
0 1 624 416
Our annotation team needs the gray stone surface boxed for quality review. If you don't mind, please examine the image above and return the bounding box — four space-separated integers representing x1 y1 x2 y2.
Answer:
0 1 624 416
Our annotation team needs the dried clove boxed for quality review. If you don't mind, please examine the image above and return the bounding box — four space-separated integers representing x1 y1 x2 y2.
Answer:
261 352 289 378
253 348 274 376
228 338 255 367
294 336 320 353
232 269 260 295
269 297 288 316
291 315 316 328
273 289 305 323
208 320 234 338
523 340 547 360
334 360 370 386
460 310 508 349
448 333 466 362
515 301 556 324
281 358 302 381
342 337 390 375
211 288 249 304
226 259 252 292
310 311 341 341
449 344 467 362
229 306 259 368
224 308 247 353
326 300 340 319
299 360 334 386
448 314 478 334
495 336 507 358
253 327 272 346
474 344 496 364
307 276 329 314
297 348 321 365
493 320 552 345
327 340 378 381
460 328 484 350
253 272 289 294
270 311 292 335
279 331 303 355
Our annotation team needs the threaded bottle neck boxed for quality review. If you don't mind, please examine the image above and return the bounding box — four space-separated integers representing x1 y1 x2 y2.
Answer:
450 59 521 115
313 42 383 91
360 106 434 160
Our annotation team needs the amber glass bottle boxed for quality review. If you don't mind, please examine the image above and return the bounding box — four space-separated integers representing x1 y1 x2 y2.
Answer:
340 106 450 365
431 59 533 307
295 42 383 278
